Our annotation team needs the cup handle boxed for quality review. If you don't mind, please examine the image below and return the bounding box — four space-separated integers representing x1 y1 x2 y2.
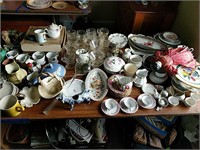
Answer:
59 25 63 30
119 69 124 75
16 106 25 112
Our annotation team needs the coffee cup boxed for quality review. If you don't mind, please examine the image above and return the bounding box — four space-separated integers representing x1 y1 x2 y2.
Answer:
32 51 46 65
34 29 47 44
46 52 58 63
120 63 138 77
104 99 116 112
0 95 25 117
123 98 136 111
129 55 142 68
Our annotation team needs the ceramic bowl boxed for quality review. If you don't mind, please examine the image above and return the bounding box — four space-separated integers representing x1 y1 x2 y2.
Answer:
183 97 196 107
190 92 200 101
108 74 133 98
174 92 185 101
168 96 179 106
103 56 125 74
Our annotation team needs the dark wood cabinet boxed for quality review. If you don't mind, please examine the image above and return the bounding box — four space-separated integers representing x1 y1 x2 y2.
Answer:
117 1 179 36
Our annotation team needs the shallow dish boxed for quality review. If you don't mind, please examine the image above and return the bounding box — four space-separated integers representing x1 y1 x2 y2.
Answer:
85 68 108 101
128 34 167 51
108 33 128 48
162 31 179 42
101 99 120 116
119 97 139 114
137 93 156 109
183 97 196 107
52 1 69 9
63 79 85 97
141 83 156 95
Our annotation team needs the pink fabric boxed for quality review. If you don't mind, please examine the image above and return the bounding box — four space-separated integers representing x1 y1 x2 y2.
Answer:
155 46 196 75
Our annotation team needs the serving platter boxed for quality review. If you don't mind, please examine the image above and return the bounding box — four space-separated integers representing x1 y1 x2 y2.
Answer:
128 34 167 51
85 68 108 101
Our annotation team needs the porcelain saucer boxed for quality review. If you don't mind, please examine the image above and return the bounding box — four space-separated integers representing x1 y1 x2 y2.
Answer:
149 71 168 84
137 93 156 109
119 97 139 114
142 83 156 95
101 99 120 116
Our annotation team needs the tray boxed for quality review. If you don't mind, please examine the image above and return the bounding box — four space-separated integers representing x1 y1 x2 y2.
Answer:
20 26 66 52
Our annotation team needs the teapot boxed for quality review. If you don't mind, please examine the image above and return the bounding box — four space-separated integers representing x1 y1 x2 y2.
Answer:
133 68 148 87
45 23 62 39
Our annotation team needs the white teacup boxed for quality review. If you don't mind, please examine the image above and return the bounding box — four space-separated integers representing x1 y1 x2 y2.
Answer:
129 55 143 68
123 98 136 111
141 95 153 106
46 52 58 63
34 29 47 44
120 63 138 77
32 51 46 65
104 99 116 112
16 53 30 64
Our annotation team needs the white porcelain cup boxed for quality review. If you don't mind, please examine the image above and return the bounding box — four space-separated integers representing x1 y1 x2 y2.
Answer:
129 55 142 68
6 50 19 59
76 49 90 64
104 99 116 111
123 98 135 111
16 53 29 64
120 63 138 77
34 29 47 44
32 51 46 65
46 52 58 63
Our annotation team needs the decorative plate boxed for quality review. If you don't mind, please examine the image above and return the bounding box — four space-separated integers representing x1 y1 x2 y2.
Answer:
85 68 108 101
63 79 85 97
158 33 181 45
119 97 139 114
137 93 156 109
52 1 69 9
101 99 120 116
176 65 200 85
103 56 125 74
162 32 179 42
128 34 167 51
108 33 128 48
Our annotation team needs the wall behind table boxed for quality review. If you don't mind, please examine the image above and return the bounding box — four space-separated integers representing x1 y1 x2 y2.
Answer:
172 1 199 61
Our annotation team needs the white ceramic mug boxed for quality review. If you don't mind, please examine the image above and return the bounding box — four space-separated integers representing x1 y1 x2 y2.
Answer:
34 29 47 44
16 53 30 64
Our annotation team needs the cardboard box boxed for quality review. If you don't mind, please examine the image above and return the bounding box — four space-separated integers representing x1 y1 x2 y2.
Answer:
20 26 66 52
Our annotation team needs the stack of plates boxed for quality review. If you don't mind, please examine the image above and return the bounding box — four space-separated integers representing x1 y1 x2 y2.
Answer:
154 31 181 48
128 33 168 55
26 0 52 9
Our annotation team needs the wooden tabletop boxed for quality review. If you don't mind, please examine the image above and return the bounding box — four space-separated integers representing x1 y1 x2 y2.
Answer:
1 64 200 122
0 1 91 15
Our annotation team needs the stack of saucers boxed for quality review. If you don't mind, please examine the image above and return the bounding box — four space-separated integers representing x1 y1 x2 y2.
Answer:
128 33 168 56
26 0 52 9
154 31 181 48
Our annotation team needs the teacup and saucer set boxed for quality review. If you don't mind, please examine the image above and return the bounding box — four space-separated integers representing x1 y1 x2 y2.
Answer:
119 97 139 114
101 98 120 116
137 93 156 109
